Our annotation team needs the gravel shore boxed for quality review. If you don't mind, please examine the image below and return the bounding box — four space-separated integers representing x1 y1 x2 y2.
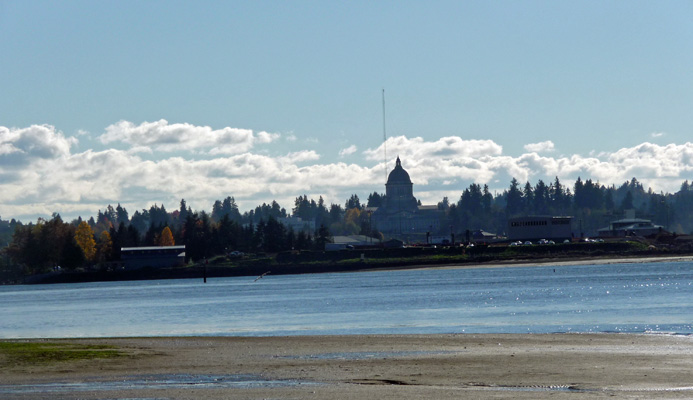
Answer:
2 333 693 399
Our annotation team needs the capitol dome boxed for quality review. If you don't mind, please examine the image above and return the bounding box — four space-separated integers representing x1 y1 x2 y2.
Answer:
386 157 412 185
384 157 417 213
373 156 443 235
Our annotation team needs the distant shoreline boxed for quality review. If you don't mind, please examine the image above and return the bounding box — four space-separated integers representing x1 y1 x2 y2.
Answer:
402 254 693 271
14 249 693 285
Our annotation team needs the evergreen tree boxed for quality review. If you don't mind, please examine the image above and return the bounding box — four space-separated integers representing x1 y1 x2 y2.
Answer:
263 217 288 253
285 228 295 250
604 188 615 211
506 178 523 216
523 182 534 213
345 194 362 210
328 204 344 225
115 204 129 226
130 210 150 236
621 191 634 210
482 185 493 215
211 200 224 222
367 192 384 207
60 237 85 270
533 180 549 214
314 224 331 250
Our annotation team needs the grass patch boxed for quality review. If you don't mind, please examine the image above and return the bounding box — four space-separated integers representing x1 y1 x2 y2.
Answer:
0 341 125 365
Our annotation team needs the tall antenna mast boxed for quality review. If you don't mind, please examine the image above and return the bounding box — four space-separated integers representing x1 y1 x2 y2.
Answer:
382 88 387 183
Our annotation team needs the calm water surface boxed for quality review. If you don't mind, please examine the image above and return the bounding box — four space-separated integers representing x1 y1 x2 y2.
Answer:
1 261 692 338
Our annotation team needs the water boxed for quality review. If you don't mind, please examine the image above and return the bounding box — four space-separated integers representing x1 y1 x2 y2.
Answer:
1 261 692 338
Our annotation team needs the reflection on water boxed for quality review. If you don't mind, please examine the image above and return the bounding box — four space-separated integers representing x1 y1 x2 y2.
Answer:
1 261 692 338
0 374 316 394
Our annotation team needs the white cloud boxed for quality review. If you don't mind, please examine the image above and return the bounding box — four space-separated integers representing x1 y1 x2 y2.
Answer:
651 131 665 138
279 150 321 163
5 124 693 222
99 120 280 154
523 140 555 153
339 145 357 157
0 125 75 166
127 146 154 155
256 131 280 144
363 136 502 162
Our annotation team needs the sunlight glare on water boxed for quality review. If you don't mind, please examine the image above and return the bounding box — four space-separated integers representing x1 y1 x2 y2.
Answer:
1 261 692 338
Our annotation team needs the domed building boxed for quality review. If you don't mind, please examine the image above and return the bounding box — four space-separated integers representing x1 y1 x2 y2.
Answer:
372 157 443 237
383 157 418 212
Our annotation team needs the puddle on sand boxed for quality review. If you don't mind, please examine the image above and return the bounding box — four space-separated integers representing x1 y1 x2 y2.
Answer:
0 374 319 394
277 350 458 360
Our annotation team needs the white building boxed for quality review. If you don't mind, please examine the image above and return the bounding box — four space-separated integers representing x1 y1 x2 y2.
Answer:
277 217 315 232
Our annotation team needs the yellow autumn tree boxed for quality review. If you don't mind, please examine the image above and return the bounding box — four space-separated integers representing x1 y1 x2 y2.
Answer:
74 221 96 261
160 226 175 246
343 208 362 235
97 230 113 262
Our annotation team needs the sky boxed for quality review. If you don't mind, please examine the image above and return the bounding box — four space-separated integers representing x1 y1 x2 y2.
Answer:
1 1 693 222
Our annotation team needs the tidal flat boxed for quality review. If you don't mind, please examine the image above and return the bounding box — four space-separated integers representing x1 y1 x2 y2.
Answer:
2 334 693 399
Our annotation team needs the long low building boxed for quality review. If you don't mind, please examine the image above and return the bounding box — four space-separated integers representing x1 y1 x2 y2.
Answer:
121 246 186 269
508 216 573 242
326 235 382 250
597 218 663 237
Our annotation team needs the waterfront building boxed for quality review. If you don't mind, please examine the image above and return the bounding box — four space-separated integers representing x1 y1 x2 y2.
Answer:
120 246 186 269
277 216 315 233
507 216 573 242
597 218 663 237
371 157 443 237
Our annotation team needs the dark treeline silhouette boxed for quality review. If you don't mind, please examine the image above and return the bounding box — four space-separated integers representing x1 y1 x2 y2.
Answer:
2 196 335 275
454 176 685 238
2 176 693 275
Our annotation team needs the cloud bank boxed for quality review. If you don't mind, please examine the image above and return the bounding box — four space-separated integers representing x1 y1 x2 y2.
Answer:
2 121 692 222
524 140 555 153
99 120 280 154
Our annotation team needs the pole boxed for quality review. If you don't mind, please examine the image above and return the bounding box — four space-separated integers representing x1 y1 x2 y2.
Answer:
203 258 208 283
382 88 387 184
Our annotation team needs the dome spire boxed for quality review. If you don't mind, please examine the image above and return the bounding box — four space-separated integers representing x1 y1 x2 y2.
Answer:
386 156 412 185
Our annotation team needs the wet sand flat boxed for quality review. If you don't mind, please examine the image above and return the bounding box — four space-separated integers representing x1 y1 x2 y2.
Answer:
2 333 693 399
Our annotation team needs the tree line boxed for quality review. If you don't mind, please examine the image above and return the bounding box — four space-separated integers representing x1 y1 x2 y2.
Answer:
2 175 693 275
446 176 689 238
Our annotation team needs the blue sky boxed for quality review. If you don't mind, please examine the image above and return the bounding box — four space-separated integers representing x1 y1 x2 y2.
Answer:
1 1 693 222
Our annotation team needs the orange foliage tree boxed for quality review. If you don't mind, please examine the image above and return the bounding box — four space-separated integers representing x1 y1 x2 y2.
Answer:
160 226 175 246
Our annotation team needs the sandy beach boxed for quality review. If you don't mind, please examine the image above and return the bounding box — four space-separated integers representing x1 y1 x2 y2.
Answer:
2 333 693 399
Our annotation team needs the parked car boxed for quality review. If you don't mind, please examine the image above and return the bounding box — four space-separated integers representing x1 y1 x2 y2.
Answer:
228 250 244 258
